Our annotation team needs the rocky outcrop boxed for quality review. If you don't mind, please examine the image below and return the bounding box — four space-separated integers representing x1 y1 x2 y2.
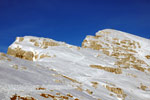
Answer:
82 29 150 72
7 36 79 61
7 47 34 61
90 65 122 74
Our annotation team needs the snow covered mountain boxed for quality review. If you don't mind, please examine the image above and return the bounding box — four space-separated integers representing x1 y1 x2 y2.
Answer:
0 29 150 100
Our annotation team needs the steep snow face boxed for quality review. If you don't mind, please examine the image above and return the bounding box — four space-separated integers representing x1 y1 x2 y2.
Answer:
2 29 150 100
0 53 93 100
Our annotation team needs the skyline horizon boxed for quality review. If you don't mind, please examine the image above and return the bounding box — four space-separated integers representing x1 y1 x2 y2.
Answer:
1 28 150 53
0 0 150 53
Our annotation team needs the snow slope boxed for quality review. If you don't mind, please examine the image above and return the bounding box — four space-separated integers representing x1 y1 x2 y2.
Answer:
0 29 150 100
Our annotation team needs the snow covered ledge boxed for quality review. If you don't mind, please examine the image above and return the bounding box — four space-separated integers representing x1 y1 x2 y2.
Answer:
7 36 76 61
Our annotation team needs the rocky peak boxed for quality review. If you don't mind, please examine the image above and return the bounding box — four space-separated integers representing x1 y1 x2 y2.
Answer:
82 29 150 72
7 36 79 61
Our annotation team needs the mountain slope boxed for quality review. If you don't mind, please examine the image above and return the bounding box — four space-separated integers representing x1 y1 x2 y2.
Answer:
0 29 150 100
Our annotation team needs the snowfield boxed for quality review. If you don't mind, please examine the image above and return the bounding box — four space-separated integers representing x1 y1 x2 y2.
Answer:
0 29 150 100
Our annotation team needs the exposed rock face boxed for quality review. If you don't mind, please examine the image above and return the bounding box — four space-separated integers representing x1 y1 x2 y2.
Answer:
7 37 34 61
7 36 79 61
82 29 150 72
7 47 34 61
90 65 122 74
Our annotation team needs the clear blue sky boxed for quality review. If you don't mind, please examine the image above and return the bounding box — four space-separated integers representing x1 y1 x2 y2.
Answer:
0 0 150 52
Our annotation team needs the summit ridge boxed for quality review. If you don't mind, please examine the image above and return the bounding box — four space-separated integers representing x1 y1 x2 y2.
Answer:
0 29 149 100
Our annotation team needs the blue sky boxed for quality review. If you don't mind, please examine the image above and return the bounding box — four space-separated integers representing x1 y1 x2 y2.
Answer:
0 0 150 53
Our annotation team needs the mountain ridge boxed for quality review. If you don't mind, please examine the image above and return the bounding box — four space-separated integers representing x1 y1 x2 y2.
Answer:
0 29 150 100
